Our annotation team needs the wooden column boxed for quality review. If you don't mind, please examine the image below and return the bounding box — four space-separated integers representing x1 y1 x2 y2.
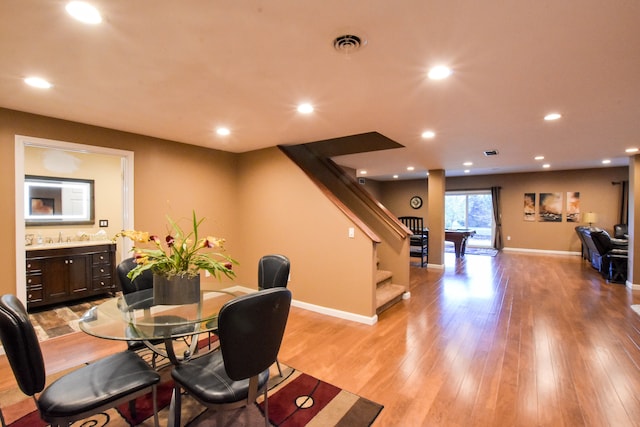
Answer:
427 170 445 267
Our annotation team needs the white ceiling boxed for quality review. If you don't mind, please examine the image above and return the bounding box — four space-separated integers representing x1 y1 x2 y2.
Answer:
2 1 639 180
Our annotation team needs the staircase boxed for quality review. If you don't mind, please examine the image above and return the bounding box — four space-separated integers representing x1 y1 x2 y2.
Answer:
375 268 406 315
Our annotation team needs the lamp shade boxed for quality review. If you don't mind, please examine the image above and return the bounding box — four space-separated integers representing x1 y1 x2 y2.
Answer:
583 212 598 225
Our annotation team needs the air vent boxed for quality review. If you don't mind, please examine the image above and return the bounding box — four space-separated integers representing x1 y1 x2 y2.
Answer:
333 34 366 54
484 150 499 156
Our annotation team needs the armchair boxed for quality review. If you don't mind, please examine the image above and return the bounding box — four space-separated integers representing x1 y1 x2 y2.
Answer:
588 230 628 283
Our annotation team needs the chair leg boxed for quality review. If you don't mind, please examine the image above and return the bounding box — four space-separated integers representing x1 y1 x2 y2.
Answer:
152 384 159 427
263 386 269 427
128 400 137 420
168 385 181 427
276 358 283 377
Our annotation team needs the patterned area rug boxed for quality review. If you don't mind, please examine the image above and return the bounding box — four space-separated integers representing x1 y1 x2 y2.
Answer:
444 246 499 256
0 360 382 426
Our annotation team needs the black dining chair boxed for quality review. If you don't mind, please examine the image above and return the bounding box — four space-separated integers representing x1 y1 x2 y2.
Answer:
258 254 290 290
169 287 292 427
258 254 290 376
0 294 161 427
117 257 164 364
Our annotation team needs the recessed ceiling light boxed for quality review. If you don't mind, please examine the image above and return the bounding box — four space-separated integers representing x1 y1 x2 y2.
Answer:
216 127 230 136
428 65 452 80
625 148 639 153
544 113 562 121
421 130 436 139
407 166 415 171
24 77 52 89
542 163 551 169
360 170 367 175
65 1 102 24
393 175 399 179
463 161 473 166
297 103 314 114
534 155 545 160
602 159 611 164
464 169 470 174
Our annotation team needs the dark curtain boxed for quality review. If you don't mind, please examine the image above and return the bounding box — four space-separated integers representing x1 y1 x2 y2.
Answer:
491 186 504 250
620 180 629 224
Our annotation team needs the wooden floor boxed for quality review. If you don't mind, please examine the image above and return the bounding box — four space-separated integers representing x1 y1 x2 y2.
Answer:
3 251 640 426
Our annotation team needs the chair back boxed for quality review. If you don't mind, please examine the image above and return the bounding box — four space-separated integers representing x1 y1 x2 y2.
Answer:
398 216 425 235
218 288 291 381
258 254 290 290
614 224 628 239
117 257 154 294
590 230 613 255
0 294 46 396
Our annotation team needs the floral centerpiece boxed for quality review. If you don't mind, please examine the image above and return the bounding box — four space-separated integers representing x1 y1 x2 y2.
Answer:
114 211 237 303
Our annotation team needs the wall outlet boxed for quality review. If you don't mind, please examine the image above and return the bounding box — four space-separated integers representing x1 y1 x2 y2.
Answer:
348 227 355 238
507 235 511 240
99 219 108 227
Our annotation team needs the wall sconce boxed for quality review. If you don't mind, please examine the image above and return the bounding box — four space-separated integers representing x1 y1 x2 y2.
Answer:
583 212 598 228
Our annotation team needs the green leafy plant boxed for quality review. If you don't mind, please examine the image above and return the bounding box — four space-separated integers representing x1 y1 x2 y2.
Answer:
114 211 237 282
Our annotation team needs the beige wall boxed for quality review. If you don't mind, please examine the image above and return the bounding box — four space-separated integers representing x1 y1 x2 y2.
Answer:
379 167 629 253
236 147 377 316
1 108 379 317
0 107 631 313
24 146 123 243
1 108 239 296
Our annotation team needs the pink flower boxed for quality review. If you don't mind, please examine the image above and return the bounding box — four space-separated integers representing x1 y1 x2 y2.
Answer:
166 235 175 247
224 262 233 270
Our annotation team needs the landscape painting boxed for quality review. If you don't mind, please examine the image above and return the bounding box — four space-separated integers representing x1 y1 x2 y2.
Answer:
538 192 562 222
524 193 536 221
566 192 580 222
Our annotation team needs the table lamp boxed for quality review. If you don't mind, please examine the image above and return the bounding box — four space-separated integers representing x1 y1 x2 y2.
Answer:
583 212 597 228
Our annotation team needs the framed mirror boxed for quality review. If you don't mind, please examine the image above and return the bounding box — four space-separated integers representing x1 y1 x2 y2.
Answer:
24 175 95 225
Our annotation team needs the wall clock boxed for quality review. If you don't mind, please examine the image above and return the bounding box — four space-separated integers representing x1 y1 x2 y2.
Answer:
410 196 423 209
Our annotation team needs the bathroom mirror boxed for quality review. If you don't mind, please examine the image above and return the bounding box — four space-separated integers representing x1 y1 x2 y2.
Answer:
24 175 95 225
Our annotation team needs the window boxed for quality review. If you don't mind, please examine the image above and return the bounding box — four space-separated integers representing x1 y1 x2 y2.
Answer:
445 190 493 247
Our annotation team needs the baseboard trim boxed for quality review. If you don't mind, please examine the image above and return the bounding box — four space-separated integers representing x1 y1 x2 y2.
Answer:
626 281 640 290
226 285 379 325
502 247 582 256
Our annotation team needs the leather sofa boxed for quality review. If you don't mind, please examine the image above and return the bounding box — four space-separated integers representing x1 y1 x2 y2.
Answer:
575 226 628 283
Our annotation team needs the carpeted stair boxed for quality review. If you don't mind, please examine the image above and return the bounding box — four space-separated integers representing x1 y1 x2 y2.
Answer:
375 269 406 315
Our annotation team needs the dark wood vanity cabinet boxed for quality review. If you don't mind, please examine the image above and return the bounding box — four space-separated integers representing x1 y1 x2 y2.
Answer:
26 243 117 309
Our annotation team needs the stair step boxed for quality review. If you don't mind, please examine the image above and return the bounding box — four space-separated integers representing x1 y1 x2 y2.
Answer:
375 269 393 286
376 282 406 314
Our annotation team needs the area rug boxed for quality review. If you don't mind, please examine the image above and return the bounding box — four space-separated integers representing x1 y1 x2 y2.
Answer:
0 361 383 427
444 245 499 256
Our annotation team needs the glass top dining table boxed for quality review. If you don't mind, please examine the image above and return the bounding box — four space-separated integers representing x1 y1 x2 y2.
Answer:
79 288 240 364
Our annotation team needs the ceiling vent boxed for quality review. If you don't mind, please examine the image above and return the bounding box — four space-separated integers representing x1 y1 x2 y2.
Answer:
333 34 366 54
484 149 499 156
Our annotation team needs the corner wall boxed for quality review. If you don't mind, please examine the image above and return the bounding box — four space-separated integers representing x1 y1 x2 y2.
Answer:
236 147 377 317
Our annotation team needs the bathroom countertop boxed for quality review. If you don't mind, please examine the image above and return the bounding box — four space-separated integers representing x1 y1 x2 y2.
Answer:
26 240 114 251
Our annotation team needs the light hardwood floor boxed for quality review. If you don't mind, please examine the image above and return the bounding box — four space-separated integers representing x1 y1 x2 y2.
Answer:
2 251 640 426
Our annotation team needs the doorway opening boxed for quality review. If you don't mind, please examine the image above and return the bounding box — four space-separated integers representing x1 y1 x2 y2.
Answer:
14 135 134 305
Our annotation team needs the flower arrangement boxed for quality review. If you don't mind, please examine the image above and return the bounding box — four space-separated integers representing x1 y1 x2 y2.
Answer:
114 211 237 282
